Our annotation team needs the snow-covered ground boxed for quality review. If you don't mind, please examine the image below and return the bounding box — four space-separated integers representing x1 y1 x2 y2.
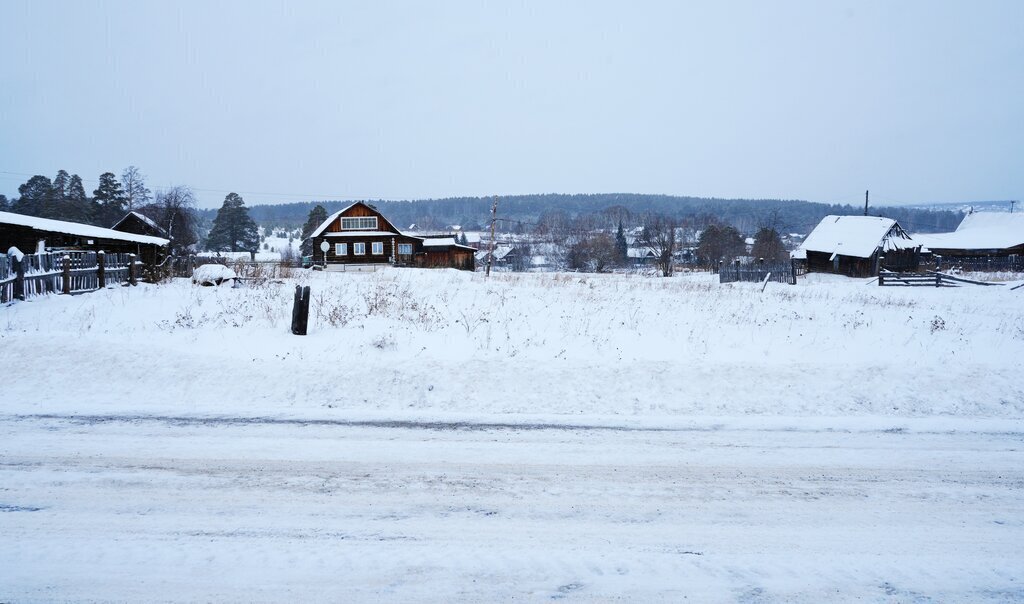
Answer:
2 269 1023 601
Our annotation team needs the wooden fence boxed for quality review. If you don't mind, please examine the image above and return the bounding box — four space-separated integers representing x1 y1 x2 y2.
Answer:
1 251 138 304
878 270 1002 287
934 255 1023 273
718 260 797 285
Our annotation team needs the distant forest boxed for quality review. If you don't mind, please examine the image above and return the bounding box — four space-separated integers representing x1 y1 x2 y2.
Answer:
214 193 966 236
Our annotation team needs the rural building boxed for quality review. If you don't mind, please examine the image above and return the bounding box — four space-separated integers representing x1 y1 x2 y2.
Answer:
0 210 169 263
111 211 169 239
914 211 1024 258
798 215 920 277
309 202 475 271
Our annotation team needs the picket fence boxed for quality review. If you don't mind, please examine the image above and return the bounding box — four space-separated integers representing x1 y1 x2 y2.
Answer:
0 251 138 304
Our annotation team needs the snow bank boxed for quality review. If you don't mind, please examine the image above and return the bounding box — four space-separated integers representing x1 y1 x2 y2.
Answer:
2 269 1021 421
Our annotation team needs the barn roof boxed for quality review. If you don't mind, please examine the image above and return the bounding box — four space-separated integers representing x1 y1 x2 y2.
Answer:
111 211 168 236
800 215 917 259
0 210 169 246
914 212 1024 251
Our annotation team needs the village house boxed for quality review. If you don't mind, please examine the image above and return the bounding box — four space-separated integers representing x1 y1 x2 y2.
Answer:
914 211 1024 260
309 202 475 271
798 215 920 277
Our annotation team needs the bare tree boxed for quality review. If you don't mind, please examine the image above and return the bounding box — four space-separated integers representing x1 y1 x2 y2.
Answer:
139 186 199 255
121 166 152 211
638 213 676 277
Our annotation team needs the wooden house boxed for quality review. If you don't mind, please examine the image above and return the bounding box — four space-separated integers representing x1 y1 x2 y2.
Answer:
914 211 1024 258
309 202 475 271
798 215 920 277
0 210 168 263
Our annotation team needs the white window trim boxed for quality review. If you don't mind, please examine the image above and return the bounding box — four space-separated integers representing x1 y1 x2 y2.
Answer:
353 242 366 255
372 241 384 255
341 216 378 230
335 243 347 256
398 243 413 255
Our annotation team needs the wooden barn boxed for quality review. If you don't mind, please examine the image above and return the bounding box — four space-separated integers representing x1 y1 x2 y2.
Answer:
0 210 169 263
111 211 169 239
309 202 475 271
799 215 920 277
914 211 1024 258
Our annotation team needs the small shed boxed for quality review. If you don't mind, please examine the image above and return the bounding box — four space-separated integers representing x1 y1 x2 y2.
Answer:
799 215 920 277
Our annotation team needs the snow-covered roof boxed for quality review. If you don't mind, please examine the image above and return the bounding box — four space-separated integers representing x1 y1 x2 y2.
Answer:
627 246 657 258
914 212 1024 252
799 215 917 259
308 203 359 238
112 211 167 236
0 210 169 246
422 237 476 251
475 245 515 261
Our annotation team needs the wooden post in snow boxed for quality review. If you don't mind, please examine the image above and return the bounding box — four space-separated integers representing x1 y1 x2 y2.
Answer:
13 256 25 300
486 195 498 278
291 285 310 335
97 251 106 288
128 254 137 286
62 255 71 294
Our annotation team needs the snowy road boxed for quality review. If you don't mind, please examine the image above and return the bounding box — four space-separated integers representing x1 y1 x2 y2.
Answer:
2 414 1023 602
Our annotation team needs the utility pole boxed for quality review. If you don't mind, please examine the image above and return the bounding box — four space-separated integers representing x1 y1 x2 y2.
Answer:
1011 200 1017 214
486 195 498 278
864 190 869 216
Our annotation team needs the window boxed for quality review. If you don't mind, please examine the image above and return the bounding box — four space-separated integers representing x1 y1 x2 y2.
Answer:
341 217 378 230
334 243 347 256
372 241 384 255
353 242 366 255
398 243 413 255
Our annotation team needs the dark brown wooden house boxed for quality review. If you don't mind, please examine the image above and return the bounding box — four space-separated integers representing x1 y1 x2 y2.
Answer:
799 215 920 277
309 202 475 271
0 210 169 263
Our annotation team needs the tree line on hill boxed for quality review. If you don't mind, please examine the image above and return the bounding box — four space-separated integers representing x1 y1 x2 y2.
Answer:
237 193 964 238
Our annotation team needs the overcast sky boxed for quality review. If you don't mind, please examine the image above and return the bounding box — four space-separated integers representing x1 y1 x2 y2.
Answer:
1 0 1021 208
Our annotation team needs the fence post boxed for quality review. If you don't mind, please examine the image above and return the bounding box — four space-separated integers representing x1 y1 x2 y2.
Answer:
97 251 105 288
878 272 884 286
790 259 797 285
128 254 137 286
935 273 941 288
62 255 71 295
14 257 25 300
291 285 311 335
734 259 741 281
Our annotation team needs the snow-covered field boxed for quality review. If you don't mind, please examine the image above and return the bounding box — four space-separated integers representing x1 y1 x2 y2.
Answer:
2 269 1023 601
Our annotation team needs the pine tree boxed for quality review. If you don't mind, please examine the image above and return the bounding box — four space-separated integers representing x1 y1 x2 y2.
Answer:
92 172 127 226
59 173 91 223
299 204 328 256
615 220 628 265
207 192 260 254
14 175 55 217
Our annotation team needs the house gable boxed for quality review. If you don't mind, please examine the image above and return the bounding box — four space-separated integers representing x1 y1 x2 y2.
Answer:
311 202 402 238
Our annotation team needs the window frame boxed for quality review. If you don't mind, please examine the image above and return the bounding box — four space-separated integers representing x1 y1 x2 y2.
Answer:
397 243 413 256
335 243 347 256
353 242 366 256
341 216 378 230
371 241 384 255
